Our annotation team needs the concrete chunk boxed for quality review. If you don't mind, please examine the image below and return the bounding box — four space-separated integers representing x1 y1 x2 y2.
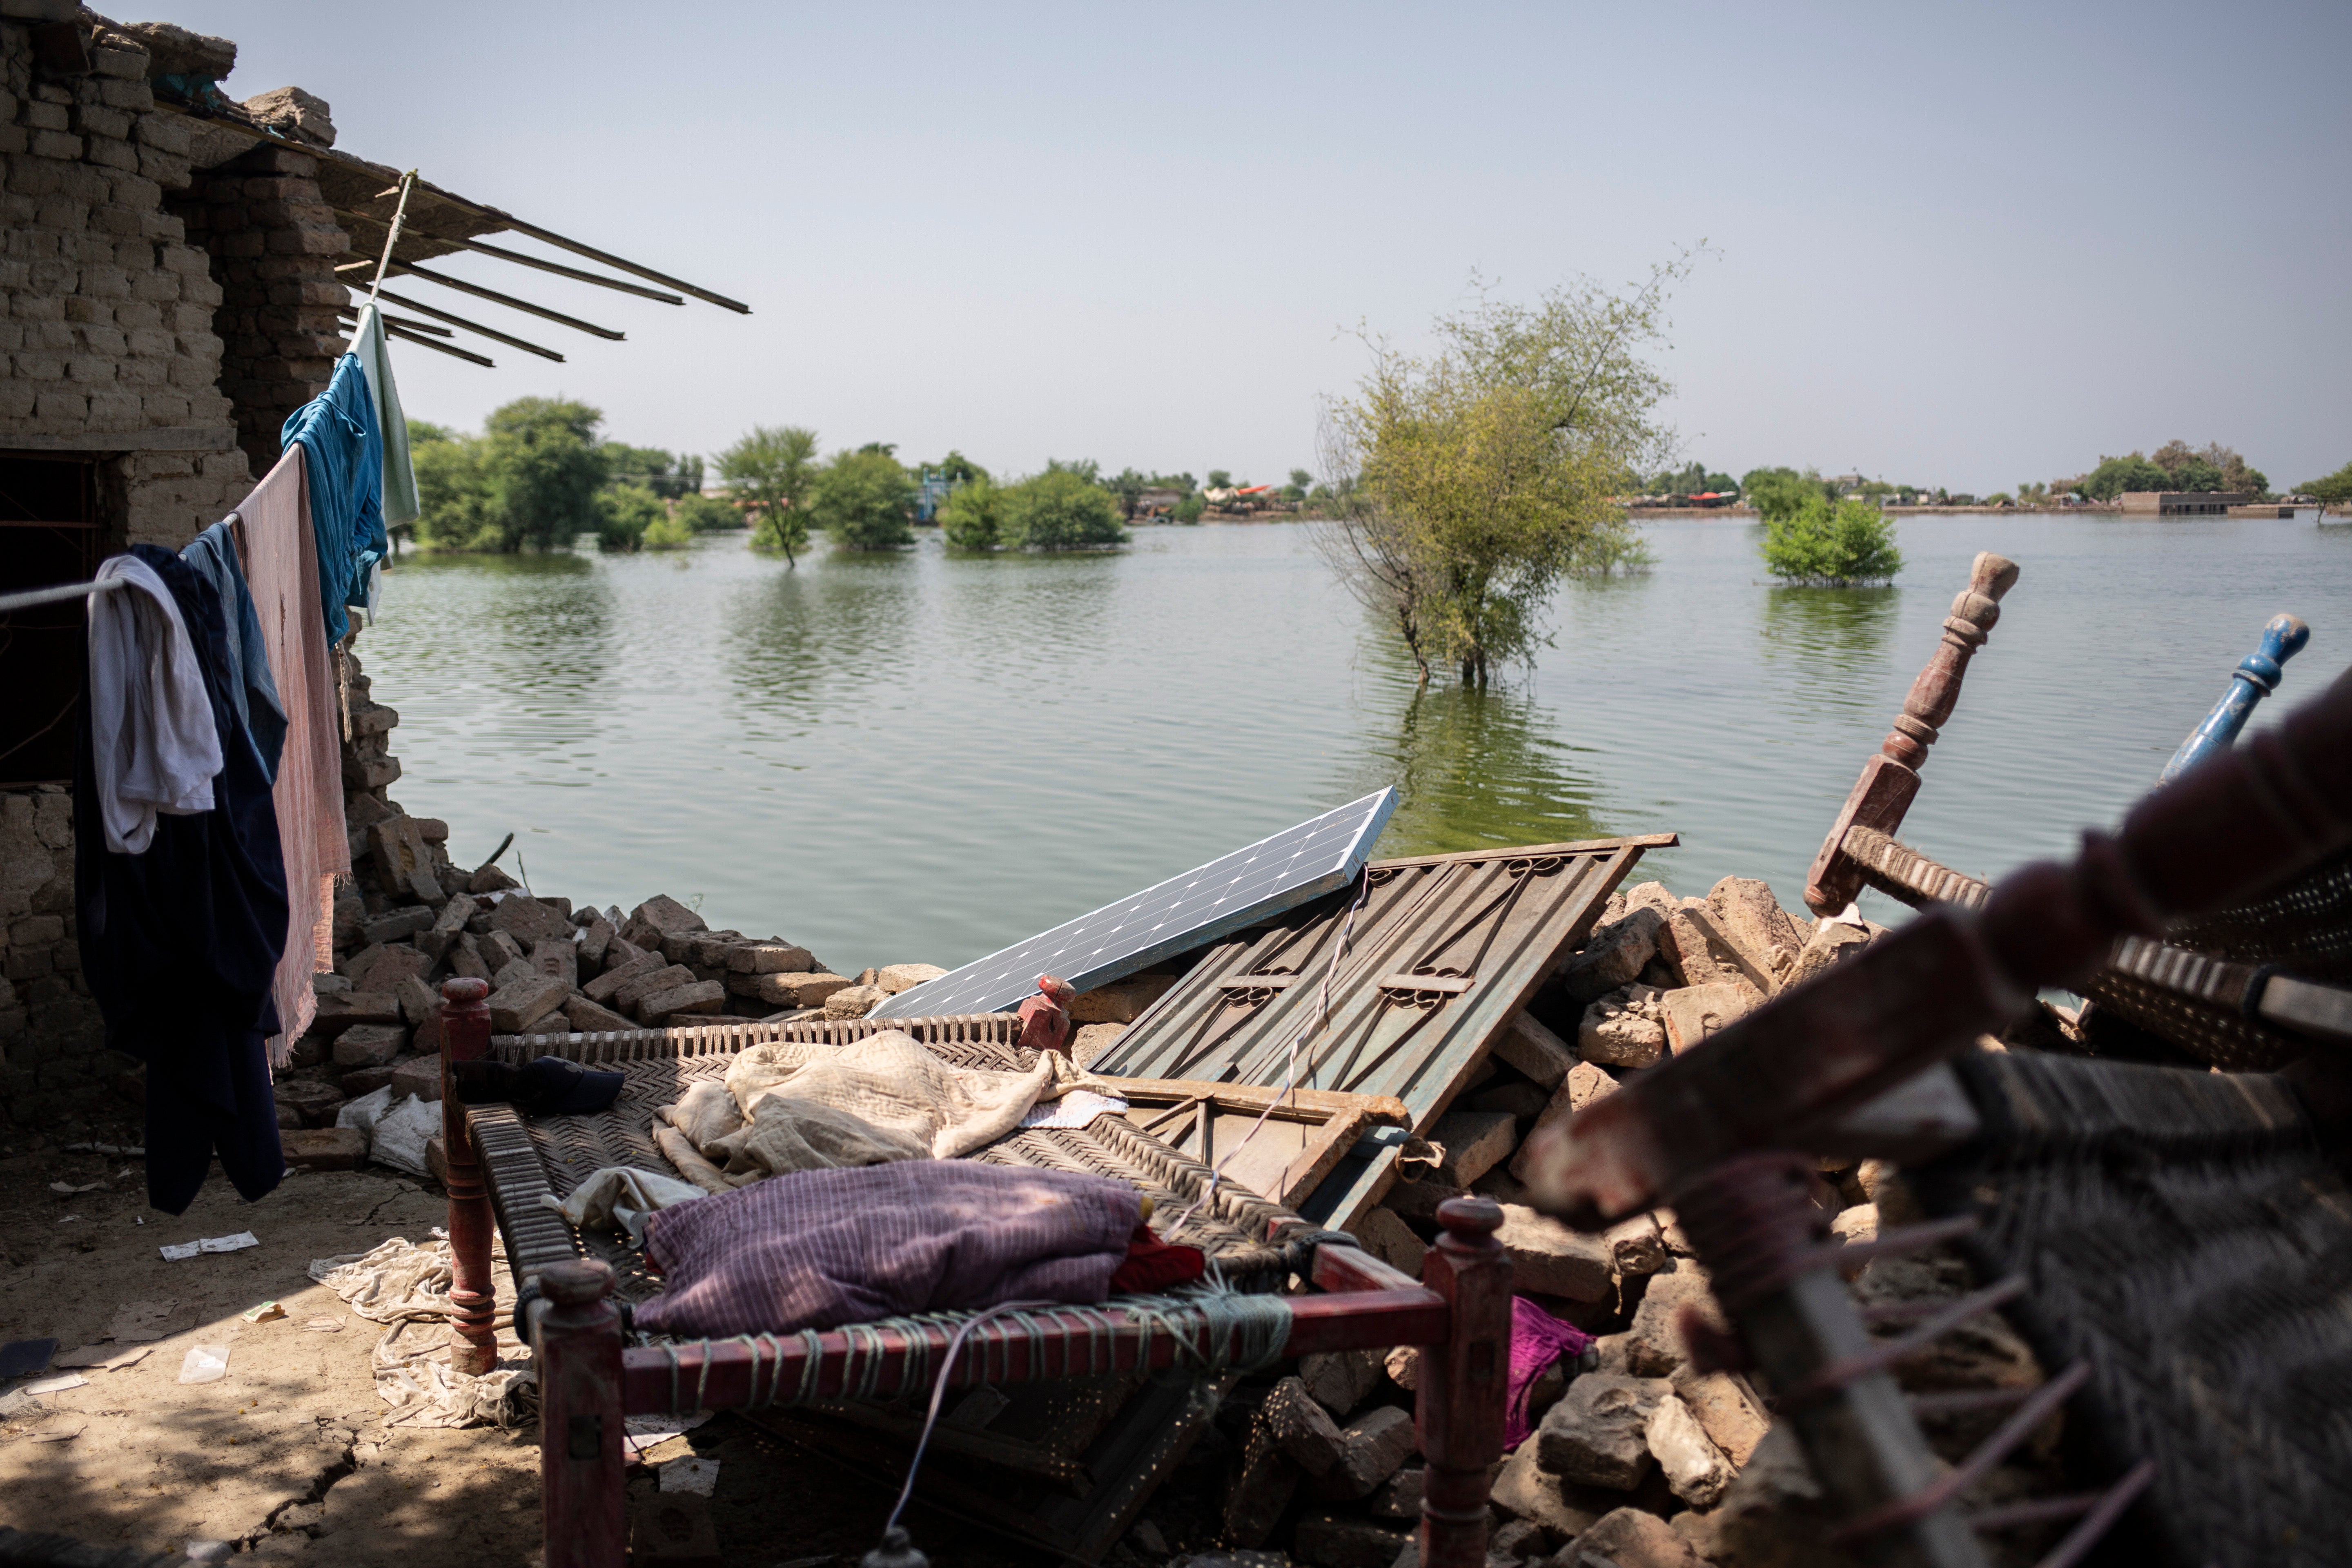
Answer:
1559 907 1665 1004
1674 1370 1767 1469
1489 1439 1608 1542
1535 1372 1673 1490
281 1127 366 1172
389 1055 442 1104
1495 1204 1613 1301
1292 1510 1406 1568
612 964 696 1013
1509 1060 1619 1183
584 949 664 1004
639 979 725 1024
530 938 577 988
1300 1349 1384 1420
1579 984 1668 1068
1425 1109 1517 1187
1313 1405 1417 1499
1660 983 1756 1055
312 990 400 1035
563 995 637 1034
874 962 944 995
1706 875 1805 987
1262 1375 1345 1476
1647 1392 1732 1506
332 1022 406 1068
491 894 572 945
487 974 570 1033
361 904 435 946
727 971 850 1009
1492 1011 1576 1087
728 942 814 975
1627 1269 1725 1378
1353 1207 1427 1279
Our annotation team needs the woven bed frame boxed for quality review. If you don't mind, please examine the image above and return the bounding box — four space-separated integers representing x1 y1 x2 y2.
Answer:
435 996 1515 1568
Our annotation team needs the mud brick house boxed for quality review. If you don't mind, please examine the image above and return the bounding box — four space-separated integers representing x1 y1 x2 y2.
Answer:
0 2 741 1123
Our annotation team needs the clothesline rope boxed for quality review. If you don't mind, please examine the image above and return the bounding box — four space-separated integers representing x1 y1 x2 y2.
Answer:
0 575 129 615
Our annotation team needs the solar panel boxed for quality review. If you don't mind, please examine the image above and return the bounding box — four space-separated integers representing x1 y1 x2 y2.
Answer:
871 789 1400 1020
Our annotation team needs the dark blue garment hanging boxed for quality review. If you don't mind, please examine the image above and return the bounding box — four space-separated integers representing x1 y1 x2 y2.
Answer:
181 519 287 782
280 352 387 646
74 545 290 1214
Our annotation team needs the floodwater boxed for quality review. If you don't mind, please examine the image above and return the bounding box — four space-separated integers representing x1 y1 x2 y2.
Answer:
361 515 2352 973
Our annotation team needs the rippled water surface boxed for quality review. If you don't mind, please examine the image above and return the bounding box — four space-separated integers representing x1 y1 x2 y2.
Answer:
362 516 2352 972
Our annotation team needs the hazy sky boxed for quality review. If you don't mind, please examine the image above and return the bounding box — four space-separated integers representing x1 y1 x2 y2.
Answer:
174 1 2349 493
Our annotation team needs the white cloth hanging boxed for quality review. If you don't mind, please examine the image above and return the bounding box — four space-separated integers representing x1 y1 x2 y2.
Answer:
86 554 222 854
347 302 418 531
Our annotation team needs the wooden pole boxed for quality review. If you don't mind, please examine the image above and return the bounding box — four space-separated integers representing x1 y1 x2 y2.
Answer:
438 976 500 1374
383 260 626 341
1416 1197 1510 1568
538 1259 626 1568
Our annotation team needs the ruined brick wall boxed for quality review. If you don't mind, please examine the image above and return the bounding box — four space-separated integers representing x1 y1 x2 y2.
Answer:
0 15 261 1124
164 143 351 477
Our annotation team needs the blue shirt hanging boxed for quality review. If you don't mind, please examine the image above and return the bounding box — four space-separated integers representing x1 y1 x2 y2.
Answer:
281 352 388 645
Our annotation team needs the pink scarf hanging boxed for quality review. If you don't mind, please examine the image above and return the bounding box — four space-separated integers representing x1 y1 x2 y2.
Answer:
237 449 350 1064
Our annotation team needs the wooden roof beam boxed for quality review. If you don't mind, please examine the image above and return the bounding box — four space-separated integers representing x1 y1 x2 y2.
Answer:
343 314 494 367
370 261 622 341
332 209 685 305
346 280 567 362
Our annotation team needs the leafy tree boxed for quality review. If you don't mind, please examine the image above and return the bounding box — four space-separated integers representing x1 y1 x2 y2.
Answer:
857 441 899 457
1317 264 1681 684
1042 457 1101 485
1149 471 1197 494
641 504 695 550
600 443 704 499
411 430 504 551
1104 467 1151 518
718 425 820 564
597 482 664 551
1760 497 1904 586
2301 462 2352 504
479 398 610 551
2078 452 2173 500
1173 492 1205 523
811 448 916 549
1289 468 1314 492
1742 466 1831 523
1002 469 1127 550
938 475 1004 549
673 493 743 532
1206 469 1233 490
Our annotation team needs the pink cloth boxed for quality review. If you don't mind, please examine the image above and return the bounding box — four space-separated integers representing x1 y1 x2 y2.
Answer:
238 450 350 1064
638 1160 1144 1338
1508 1296 1595 1448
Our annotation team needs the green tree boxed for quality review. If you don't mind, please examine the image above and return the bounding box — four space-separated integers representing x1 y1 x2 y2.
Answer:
1173 492 1205 523
1104 467 1150 518
673 492 743 532
1316 266 1679 684
2078 452 2173 501
717 425 820 564
1742 466 1833 521
1002 469 1127 550
597 482 664 551
411 429 504 552
938 475 1004 549
2301 462 2352 504
1206 468 1233 490
923 450 991 486
1759 496 1904 586
641 503 695 550
811 448 916 549
480 398 609 550
1289 468 1314 492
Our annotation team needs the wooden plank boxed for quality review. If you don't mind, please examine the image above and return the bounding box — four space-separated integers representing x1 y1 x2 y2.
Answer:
1103 1076 1410 1209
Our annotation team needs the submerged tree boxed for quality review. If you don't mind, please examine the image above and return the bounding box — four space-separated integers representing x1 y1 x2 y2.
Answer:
1314 265 1681 684
811 447 917 550
1759 496 1904 586
938 474 1004 548
718 425 820 564
1003 469 1127 550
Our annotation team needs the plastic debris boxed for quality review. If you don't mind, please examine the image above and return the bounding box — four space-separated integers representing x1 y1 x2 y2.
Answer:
301 1316 345 1333
159 1232 259 1261
241 1301 287 1323
108 1300 176 1342
48 1180 103 1194
177 1345 231 1385
21 1373 88 1396
183 1542 231 1564
53 1342 153 1372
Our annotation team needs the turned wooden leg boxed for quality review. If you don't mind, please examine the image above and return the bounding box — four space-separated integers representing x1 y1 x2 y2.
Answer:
1417 1196 1511 1568
539 1258 626 1568
439 976 499 1375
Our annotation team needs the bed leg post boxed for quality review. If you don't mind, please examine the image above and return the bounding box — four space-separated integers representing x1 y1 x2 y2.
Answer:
1417 1197 1510 1568
540 1258 626 1568
439 976 498 1375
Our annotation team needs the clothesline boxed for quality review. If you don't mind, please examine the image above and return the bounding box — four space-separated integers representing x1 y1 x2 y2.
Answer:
0 576 130 615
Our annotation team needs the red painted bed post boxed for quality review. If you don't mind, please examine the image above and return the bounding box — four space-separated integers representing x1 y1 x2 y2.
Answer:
1416 1196 1510 1568
539 1258 627 1568
438 976 499 1375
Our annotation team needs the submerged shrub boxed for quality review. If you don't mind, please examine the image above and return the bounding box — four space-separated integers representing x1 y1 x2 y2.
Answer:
1760 497 1904 586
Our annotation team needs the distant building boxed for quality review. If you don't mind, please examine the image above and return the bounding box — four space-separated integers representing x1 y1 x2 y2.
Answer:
2119 492 2256 517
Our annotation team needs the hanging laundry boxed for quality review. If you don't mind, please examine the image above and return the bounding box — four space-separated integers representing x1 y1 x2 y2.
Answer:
347 302 419 533
85 554 222 854
281 352 389 644
180 519 288 780
238 450 351 1064
76 546 290 1215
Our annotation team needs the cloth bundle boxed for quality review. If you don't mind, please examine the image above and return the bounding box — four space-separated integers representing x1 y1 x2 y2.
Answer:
637 1160 1145 1338
652 1030 1119 1188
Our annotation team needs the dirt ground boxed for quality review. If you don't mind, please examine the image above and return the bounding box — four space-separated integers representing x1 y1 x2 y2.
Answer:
0 1115 1166 1566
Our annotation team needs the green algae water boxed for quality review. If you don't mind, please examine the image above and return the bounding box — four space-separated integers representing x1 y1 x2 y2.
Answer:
361 516 2352 973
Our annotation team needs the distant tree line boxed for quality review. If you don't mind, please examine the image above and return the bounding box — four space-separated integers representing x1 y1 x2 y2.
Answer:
2073 440 2267 500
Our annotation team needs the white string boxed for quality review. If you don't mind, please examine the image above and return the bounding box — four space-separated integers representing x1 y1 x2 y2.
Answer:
1169 864 1375 1236
881 1298 1061 1537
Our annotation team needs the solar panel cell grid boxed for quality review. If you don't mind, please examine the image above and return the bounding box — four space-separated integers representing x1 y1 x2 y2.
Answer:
871 791 1399 1019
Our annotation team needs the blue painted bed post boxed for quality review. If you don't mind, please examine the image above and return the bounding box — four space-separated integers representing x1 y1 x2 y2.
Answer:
2160 614 2310 782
